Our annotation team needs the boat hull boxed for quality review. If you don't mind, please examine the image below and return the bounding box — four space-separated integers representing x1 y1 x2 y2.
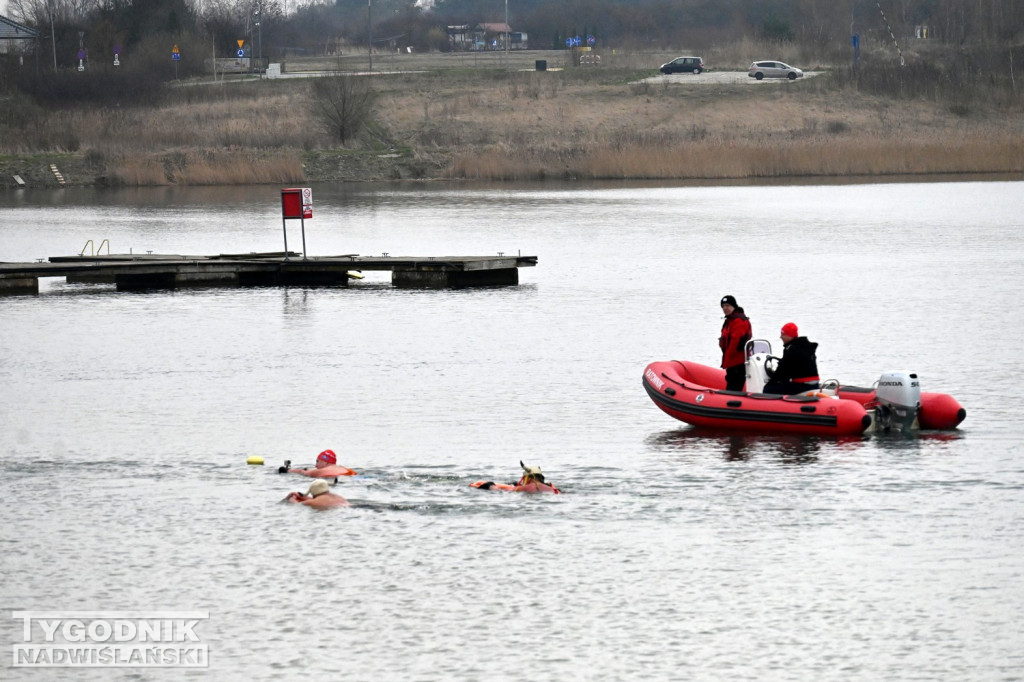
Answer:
644 360 966 433
644 361 872 436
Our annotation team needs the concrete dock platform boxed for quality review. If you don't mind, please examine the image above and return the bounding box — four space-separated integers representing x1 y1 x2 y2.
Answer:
0 252 538 294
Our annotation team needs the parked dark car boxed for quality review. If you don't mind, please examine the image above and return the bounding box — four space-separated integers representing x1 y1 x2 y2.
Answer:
659 56 704 74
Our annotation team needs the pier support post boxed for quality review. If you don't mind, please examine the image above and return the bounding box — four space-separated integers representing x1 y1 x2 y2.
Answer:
392 267 518 288
115 272 241 290
0 276 39 295
67 274 117 284
239 269 350 287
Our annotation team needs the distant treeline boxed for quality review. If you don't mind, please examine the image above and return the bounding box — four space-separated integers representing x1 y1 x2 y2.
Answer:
3 0 1023 101
7 0 1024 62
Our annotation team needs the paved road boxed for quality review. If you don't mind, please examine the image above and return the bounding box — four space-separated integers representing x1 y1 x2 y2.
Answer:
640 71 822 85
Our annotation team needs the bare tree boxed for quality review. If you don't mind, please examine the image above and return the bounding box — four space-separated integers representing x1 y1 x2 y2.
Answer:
310 73 377 144
8 0 99 24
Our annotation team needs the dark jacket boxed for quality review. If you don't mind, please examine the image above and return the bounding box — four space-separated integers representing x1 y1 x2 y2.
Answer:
773 336 819 384
719 308 752 369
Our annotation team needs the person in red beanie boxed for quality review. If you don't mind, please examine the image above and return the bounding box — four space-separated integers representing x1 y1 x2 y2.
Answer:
763 322 820 395
277 449 357 478
718 295 752 391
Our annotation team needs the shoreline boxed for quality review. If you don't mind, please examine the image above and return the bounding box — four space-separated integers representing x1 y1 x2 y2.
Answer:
3 148 1022 190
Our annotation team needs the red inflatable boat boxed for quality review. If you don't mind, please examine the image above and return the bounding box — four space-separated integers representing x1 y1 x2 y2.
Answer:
643 357 965 436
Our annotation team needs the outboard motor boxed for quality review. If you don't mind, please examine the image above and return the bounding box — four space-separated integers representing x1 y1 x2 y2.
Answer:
874 371 922 431
744 339 774 393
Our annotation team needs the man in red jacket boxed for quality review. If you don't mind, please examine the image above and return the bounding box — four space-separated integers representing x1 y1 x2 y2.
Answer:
719 295 752 391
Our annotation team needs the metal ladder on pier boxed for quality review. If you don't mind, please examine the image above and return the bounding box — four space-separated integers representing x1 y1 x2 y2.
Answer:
80 239 111 256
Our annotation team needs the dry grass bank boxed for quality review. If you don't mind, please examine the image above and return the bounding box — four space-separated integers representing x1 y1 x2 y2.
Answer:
377 66 1024 180
2 47 1023 186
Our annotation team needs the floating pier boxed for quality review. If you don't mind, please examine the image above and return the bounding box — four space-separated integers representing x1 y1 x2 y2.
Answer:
0 251 538 295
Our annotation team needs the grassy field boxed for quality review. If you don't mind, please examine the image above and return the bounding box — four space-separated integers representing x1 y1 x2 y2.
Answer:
2 45 1023 187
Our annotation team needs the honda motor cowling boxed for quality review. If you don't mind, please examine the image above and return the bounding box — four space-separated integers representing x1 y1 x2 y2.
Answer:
874 371 921 431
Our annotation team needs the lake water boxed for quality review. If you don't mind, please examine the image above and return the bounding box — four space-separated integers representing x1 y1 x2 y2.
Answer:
2 179 1023 681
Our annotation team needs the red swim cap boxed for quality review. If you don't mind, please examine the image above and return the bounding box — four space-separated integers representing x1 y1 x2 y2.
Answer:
317 449 337 464
781 322 799 337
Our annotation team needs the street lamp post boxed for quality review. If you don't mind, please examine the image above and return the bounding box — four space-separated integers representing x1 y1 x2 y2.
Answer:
504 0 508 67
368 0 373 71
253 3 262 77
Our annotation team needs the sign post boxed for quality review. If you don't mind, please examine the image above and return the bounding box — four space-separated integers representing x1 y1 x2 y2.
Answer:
281 188 313 260
172 44 180 79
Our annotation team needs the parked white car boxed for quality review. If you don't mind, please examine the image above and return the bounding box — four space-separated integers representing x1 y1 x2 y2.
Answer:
748 61 804 80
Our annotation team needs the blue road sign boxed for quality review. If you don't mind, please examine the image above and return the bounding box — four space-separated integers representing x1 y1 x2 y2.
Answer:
237 49 245 57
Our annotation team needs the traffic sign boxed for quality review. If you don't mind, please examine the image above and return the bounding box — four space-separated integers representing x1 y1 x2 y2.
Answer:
237 49 245 57
237 39 245 48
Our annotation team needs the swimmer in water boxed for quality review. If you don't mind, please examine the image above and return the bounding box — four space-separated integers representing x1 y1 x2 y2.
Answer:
283 479 350 508
470 461 562 494
278 449 357 478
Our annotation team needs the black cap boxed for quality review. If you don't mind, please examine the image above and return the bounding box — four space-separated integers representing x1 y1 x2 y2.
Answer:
720 295 738 307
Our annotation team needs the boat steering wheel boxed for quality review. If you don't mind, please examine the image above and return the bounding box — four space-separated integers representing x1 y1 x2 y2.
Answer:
765 355 781 377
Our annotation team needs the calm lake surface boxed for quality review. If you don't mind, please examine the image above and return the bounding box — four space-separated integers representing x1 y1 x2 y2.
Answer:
2 179 1023 681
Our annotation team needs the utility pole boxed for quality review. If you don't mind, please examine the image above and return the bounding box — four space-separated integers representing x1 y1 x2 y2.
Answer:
49 0 57 71
368 0 373 72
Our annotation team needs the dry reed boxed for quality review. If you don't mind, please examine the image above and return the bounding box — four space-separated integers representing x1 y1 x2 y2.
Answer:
448 134 1024 181
105 150 306 186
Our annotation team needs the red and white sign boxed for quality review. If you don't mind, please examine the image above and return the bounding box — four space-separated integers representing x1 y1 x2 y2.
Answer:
301 187 312 218
281 187 312 219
